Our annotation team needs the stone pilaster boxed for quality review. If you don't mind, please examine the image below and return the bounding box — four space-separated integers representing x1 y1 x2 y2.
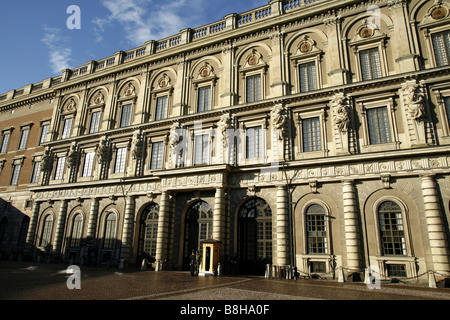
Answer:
24 201 41 257
120 196 135 261
155 191 170 270
421 175 450 275
53 200 68 256
277 185 290 266
342 180 362 273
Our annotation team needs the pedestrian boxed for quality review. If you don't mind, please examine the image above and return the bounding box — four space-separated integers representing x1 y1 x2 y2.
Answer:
189 250 196 276
195 251 201 276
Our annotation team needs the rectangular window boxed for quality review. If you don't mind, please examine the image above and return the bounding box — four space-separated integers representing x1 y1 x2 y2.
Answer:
246 74 262 103
432 31 450 67
31 161 41 183
360 48 382 80
387 264 407 278
444 97 450 127
198 86 211 112
89 111 101 134
62 118 73 139
246 126 262 159
54 157 66 180
40 124 49 145
120 104 132 128
10 164 21 185
83 152 95 177
194 134 210 165
150 142 164 169
114 147 127 174
367 107 391 144
299 62 317 92
155 96 168 121
1 133 10 153
302 117 322 152
19 128 29 150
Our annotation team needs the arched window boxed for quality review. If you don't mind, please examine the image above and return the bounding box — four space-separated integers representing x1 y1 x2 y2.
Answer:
306 204 327 254
185 201 213 254
68 213 83 248
103 212 117 249
238 198 272 264
40 215 53 248
138 204 159 259
377 201 406 256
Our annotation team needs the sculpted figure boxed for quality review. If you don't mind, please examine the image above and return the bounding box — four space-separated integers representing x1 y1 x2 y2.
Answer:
271 104 288 140
404 82 425 121
331 95 350 133
96 136 109 164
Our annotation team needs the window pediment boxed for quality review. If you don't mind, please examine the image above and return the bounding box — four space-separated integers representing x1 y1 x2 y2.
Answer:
240 50 268 73
349 22 387 47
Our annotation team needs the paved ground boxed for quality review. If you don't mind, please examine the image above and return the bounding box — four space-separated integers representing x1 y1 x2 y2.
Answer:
0 261 449 317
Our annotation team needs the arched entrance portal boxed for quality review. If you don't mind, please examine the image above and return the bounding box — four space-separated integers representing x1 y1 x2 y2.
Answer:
183 201 213 270
238 197 272 275
136 203 159 266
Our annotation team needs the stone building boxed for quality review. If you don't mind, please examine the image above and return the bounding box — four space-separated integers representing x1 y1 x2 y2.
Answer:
0 0 450 282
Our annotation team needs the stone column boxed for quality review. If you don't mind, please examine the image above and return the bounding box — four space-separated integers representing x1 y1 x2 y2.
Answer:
86 198 99 240
24 201 41 257
120 196 135 261
53 200 68 256
155 191 169 271
277 185 290 266
342 180 362 273
421 175 450 275
213 188 225 240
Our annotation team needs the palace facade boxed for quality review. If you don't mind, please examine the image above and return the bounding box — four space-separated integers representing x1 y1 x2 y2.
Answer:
1 0 450 282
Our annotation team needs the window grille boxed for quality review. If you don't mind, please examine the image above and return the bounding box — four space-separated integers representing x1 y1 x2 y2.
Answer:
54 157 66 180
246 126 262 159
120 104 132 128
19 129 29 150
360 48 382 80
194 134 210 165
378 201 406 256
302 117 321 152
62 118 73 139
155 96 168 120
10 164 21 185
89 111 101 133
367 107 391 144
114 147 127 173
83 152 95 177
432 31 450 67
1 133 10 153
306 204 327 254
246 74 262 103
198 86 211 112
299 62 317 92
150 142 164 169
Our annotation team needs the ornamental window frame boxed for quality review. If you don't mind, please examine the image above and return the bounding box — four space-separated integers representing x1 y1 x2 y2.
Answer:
0 127 13 154
372 197 417 279
349 24 389 82
151 73 174 121
192 62 217 113
299 199 333 276
86 90 106 134
238 115 269 165
419 3 450 68
239 50 268 104
59 98 77 140
39 120 51 145
189 125 214 167
290 35 323 94
147 136 166 171
357 95 400 152
9 157 25 186
432 86 450 138
294 105 328 159
111 141 129 176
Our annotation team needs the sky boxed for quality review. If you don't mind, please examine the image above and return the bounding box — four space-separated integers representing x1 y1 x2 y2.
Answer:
0 0 266 95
